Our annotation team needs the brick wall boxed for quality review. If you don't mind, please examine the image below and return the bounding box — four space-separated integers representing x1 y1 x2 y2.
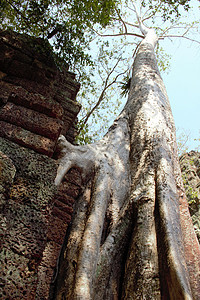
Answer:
0 30 81 155
0 30 83 299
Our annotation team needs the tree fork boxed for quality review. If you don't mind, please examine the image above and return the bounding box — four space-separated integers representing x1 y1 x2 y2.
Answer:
54 19 200 300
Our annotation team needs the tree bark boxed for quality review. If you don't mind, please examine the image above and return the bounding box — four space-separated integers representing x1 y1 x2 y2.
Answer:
53 29 200 300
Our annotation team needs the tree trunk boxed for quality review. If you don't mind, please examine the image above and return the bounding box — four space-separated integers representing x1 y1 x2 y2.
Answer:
53 30 200 300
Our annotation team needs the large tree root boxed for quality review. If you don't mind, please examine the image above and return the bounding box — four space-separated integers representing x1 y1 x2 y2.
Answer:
53 23 199 299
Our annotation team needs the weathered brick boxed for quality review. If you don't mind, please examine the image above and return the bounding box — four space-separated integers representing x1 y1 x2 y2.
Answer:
66 125 79 144
36 243 61 300
60 116 76 136
57 71 76 81
7 59 34 80
9 86 64 119
0 102 63 140
54 199 73 215
54 95 81 115
54 192 75 206
0 81 16 105
0 41 32 68
65 168 82 186
61 81 80 100
0 31 57 69
0 29 82 300
0 121 56 156
0 31 33 58
52 206 72 223
36 265 55 299
54 89 71 101
47 215 69 245
179 193 200 298
59 181 81 199
3 76 55 98
39 241 61 269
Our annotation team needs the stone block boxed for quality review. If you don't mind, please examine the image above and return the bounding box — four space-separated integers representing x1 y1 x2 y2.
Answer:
0 30 57 69
65 168 82 187
4 201 47 259
0 102 63 140
0 81 18 105
57 97 81 115
62 81 80 100
54 88 71 101
54 199 73 215
0 40 32 68
8 86 64 119
6 57 53 86
59 181 81 199
3 76 55 98
0 29 82 299
60 116 73 135
52 206 72 223
0 121 56 157
47 215 69 245
54 192 75 206
7 59 33 80
0 247 37 300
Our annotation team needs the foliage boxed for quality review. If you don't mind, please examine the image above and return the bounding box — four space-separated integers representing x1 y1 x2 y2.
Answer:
177 128 190 155
187 186 198 205
194 132 200 151
155 44 171 73
0 0 118 68
182 172 198 205
177 129 200 156
76 38 129 143
1 0 199 144
120 74 131 97
75 121 93 145
141 0 191 22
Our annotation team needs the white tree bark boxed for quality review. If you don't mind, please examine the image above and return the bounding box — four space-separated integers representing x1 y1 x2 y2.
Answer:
54 20 200 300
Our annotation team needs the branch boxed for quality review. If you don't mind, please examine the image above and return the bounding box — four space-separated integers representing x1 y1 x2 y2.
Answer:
47 24 65 39
132 40 142 59
114 6 128 34
131 1 149 36
159 21 196 37
78 61 128 133
7 0 30 26
113 19 139 29
47 27 60 39
141 2 162 23
131 1 158 47
92 28 144 39
161 35 200 44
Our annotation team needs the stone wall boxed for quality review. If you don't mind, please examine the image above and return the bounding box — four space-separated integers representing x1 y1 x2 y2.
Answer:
0 30 83 299
0 30 81 155
180 151 200 243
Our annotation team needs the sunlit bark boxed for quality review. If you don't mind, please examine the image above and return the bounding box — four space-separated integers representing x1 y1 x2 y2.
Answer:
54 21 200 300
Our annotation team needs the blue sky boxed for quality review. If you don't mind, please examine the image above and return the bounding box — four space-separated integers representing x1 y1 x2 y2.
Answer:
163 37 200 151
162 3 200 151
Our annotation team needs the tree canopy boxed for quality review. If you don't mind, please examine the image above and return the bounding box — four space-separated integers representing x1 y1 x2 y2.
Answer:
1 0 118 67
1 0 196 72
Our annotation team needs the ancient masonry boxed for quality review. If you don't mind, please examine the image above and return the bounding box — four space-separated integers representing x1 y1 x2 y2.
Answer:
179 151 200 243
0 30 83 299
